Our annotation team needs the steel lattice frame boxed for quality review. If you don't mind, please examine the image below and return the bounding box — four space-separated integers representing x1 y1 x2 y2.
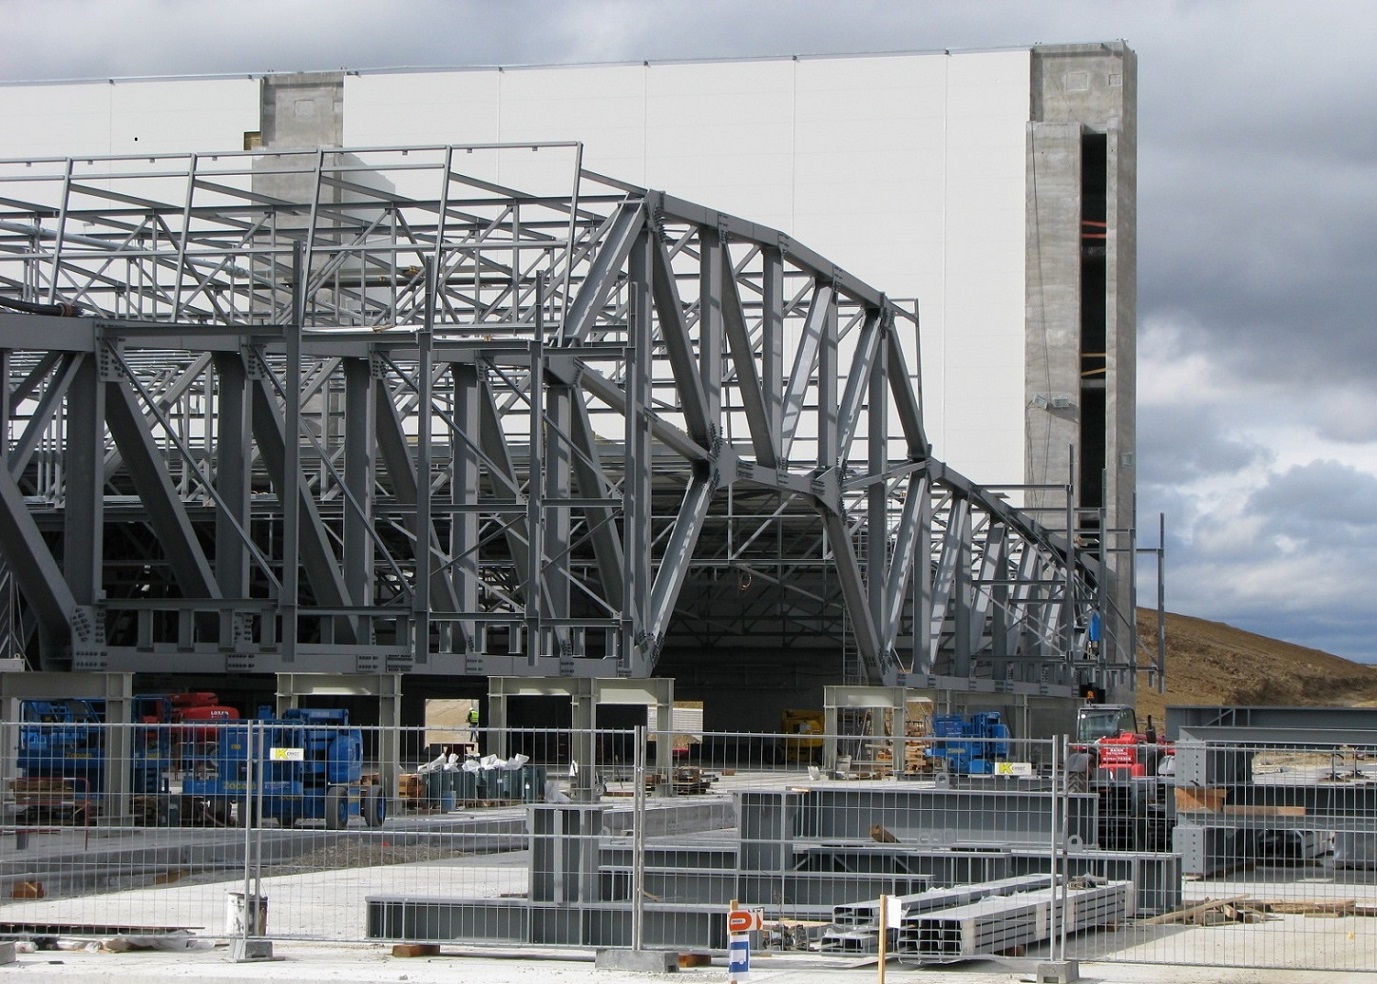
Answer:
0 146 1125 694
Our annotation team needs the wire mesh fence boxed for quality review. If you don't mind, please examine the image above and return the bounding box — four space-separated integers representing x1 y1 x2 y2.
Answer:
2 719 1376 971
1064 737 1377 971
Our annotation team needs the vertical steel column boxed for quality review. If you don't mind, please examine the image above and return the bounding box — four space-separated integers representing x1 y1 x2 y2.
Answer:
343 357 375 646
950 498 973 679
413 261 434 667
913 473 935 674
451 360 481 666
1063 455 1076 661
525 317 545 667
213 353 252 647
816 285 838 471
698 227 724 424
544 317 573 660
989 525 1012 668
631 724 647 950
620 230 654 674
0 346 9 663
761 247 785 466
0 348 8 449
62 352 102 621
280 243 303 663
867 322 889 652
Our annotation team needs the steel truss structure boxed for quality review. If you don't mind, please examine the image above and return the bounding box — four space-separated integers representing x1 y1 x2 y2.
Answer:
0 146 1126 691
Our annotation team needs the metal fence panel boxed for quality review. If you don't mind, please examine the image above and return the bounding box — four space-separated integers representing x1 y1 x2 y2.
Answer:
3 721 1376 973
1066 737 1377 971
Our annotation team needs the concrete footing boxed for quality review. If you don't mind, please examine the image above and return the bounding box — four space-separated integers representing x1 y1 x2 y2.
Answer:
0 941 15 965
594 948 678 973
229 939 277 962
1036 959 1080 983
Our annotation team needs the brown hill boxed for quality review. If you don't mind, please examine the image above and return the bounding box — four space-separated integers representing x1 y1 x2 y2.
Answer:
1134 609 1377 727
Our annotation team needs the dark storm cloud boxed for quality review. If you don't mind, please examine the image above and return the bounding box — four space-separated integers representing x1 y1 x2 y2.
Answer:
1137 403 1270 486
1232 608 1377 664
1246 460 1377 531
1140 151 1377 389
1133 6 1377 393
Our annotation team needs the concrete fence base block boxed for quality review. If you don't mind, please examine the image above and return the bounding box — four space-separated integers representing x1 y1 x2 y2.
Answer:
228 939 277 963
595 948 678 973
1036 959 1080 983
0 941 15 965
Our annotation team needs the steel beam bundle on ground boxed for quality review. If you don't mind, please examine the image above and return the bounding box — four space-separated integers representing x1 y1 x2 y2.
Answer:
896 880 1131 963
830 874 1055 927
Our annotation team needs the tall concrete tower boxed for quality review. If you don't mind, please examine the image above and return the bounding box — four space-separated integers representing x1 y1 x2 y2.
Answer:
1026 42 1138 685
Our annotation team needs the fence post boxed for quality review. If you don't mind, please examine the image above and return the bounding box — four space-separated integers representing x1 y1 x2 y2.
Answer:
632 724 646 951
230 719 273 962
1036 734 1079 983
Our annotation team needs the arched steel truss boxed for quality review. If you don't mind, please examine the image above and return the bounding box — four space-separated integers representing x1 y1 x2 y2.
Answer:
0 146 1129 694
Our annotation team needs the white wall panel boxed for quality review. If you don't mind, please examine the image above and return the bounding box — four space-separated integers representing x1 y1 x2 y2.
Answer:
643 61 797 233
939 50 1030 483
345 71 501 146
0 79 257 159
5 50 1034 488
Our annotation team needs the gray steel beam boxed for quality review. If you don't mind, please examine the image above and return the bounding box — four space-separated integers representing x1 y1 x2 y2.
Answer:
575 363 708 465
8 352 80 480
562 201 645 343
414 281 435 665
100 352 213 485
816 283 838 473
650 229 712 449
720 243 776 467
1177 725 1377 749
523 336 544 666
1166 705 1377 740
342 357 376 641
568 388 625 609
103 376 219 599
450 360 481 661
477 370 538 609
928 496 969 671
646 472 714 658
697 226 725 427
781 282 832 463
838 308 882 463
969 521 1006 656
372 365 461 619
621 228 654 674
865 322 889 655
63 353 103 612
250 373 355 635
0 464 80 661
544 380 574 632
881 473 927 655
761 247 786 467
212 352 253 646
821 509 885 683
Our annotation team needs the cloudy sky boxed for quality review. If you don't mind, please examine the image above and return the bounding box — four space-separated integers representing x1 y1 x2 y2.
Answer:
4 1 1376 661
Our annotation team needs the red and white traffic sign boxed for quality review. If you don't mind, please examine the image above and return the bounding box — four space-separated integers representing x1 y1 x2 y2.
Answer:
726 909 763 934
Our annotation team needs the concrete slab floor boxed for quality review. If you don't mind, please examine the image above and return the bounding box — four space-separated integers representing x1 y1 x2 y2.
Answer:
2 945 1376 984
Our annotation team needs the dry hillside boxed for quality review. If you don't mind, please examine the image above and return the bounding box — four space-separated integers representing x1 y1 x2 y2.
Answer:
1134 608 1377 726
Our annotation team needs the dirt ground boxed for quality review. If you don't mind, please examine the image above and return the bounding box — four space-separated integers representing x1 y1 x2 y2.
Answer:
1134 608 1377 725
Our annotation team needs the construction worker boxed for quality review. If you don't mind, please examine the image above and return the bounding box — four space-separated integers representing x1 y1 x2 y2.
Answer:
467 704 481 747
